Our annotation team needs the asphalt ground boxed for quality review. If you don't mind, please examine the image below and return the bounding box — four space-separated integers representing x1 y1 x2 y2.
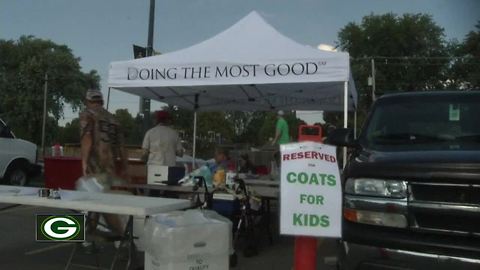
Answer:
0 177 339 270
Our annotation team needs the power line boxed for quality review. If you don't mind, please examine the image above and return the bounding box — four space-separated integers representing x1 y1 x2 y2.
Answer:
352 56 476 60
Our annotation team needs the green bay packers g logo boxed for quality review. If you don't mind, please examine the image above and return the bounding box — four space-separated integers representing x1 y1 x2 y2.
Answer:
36 215 85 242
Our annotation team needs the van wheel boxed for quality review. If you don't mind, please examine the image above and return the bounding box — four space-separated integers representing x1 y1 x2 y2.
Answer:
5 165 28 186
230 252 238 267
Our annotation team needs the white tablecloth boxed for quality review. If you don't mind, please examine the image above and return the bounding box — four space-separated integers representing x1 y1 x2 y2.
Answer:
0 185 191 216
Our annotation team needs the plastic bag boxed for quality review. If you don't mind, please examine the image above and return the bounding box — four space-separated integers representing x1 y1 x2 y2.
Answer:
190 165 213 187
144 210 232 270
75 176 105 193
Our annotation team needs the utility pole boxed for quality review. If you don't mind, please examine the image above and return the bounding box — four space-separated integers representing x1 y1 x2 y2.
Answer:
142 0 155 132
41 73 48 158
371 58 376 102
147 0 155 57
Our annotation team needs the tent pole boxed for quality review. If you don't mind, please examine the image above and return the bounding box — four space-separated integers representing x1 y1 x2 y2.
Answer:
192 94 199 169
354 109 357 139
343 81 348 168
192 111 197 169
106 87 111 111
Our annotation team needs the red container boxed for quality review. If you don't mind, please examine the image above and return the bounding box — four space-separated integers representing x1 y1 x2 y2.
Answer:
254 165 269 175
44 156 82 190
298 125 323 142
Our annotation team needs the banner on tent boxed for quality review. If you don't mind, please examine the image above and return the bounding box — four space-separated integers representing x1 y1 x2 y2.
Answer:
279 141 342 238
125 61 332 82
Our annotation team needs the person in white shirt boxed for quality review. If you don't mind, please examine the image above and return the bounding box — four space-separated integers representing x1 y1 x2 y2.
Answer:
142 111 183 166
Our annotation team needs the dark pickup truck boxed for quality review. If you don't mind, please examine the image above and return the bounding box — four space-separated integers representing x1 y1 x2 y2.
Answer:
328 91 480 270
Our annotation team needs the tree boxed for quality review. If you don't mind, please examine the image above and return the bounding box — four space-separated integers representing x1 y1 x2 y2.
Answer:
164 106 236 158
235 112 269 145
338 13 449 92
257 111 306 144
131 113 147 146
225 111 254 141
113 109 141 145
164 106 307 155
449 21 480 90
58 118 80 144
0 36 100 145
336 13 451 127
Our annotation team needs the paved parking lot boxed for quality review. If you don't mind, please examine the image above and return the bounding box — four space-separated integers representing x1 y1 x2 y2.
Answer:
0 202 338 270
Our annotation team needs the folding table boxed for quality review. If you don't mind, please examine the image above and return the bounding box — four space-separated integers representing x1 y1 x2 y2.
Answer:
0 185 191 269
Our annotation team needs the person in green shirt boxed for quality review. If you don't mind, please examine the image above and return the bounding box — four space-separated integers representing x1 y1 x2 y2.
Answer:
271 110 290 145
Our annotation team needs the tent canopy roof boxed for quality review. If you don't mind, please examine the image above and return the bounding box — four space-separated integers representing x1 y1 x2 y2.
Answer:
108 11 357 111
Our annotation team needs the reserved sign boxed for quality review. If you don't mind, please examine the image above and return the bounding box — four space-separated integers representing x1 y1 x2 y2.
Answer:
280 142 342 238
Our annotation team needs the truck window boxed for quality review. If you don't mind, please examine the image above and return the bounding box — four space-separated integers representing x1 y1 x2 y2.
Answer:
360 94 480 151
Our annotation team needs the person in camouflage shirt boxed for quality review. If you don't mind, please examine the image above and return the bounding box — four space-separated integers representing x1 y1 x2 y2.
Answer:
80 90 128 180
79 89 129 236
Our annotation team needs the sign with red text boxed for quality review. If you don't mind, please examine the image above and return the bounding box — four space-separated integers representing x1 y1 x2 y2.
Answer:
280 141 342 237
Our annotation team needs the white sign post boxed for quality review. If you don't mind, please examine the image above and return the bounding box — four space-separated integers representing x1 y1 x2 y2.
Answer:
280 141 342 237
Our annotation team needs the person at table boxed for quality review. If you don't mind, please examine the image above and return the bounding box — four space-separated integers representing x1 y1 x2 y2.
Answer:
209 148 234 174
142 110 183 166
271 110 290 145
209 148 234 187
79 88 129 236
238 154 255 174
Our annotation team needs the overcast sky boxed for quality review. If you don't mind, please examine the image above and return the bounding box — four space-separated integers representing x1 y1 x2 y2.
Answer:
1 0 479 125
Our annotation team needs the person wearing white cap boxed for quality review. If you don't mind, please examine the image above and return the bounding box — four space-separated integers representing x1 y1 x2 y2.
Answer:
271 110 290 145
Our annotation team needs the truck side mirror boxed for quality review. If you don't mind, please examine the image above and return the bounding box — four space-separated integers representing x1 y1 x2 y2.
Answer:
324 128 357 147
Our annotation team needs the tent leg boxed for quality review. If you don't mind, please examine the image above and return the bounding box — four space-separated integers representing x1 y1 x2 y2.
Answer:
354 110 357 139
343 81 348 168
192 111 197 169
106 87 111 111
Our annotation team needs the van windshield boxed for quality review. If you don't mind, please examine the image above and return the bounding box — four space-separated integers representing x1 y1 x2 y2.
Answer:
360 93 480 151
0 120 14 139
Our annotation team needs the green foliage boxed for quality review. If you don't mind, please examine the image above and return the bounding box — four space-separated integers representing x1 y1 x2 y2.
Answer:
336 13 452 129
235 111 270 144
113 109 142 145
58 118 80 144
131 113 147 145
166 106 235 158
166 105 193 140
258 112 276 144
58 110 144 146
449 21 480 90
163 106 307 158
0 36 100 145
338 13 449 94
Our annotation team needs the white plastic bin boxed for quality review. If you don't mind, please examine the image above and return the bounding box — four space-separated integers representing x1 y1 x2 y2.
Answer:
144 210 232 270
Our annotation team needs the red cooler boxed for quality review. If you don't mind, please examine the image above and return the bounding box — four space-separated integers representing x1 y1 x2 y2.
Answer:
44 157 82 190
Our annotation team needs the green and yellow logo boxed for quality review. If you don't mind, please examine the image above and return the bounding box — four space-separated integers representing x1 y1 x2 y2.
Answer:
36 215 85 242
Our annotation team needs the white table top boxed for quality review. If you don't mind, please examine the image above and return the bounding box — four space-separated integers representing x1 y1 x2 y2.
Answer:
0 185 191 216
120 184 202 194
243 179 280 187
249 186 279 199
116 183 279 199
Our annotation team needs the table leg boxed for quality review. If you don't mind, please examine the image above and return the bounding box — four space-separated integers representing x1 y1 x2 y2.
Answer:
264 198 273 245
64 243 76 270
0 204 20 212
125 215 137 270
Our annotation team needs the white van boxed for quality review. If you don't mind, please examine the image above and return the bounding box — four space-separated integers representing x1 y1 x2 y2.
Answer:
0 118 40 186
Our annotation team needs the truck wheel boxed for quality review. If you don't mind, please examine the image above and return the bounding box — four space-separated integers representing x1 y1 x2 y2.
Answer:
5 164 28 186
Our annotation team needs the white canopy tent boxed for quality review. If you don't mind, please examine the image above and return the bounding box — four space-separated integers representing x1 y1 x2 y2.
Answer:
108 11 357 164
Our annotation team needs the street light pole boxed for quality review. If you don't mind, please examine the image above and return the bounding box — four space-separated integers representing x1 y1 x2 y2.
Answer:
142 0 155 132
147 0 155 57
41 73 48 158
371 58 376 102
